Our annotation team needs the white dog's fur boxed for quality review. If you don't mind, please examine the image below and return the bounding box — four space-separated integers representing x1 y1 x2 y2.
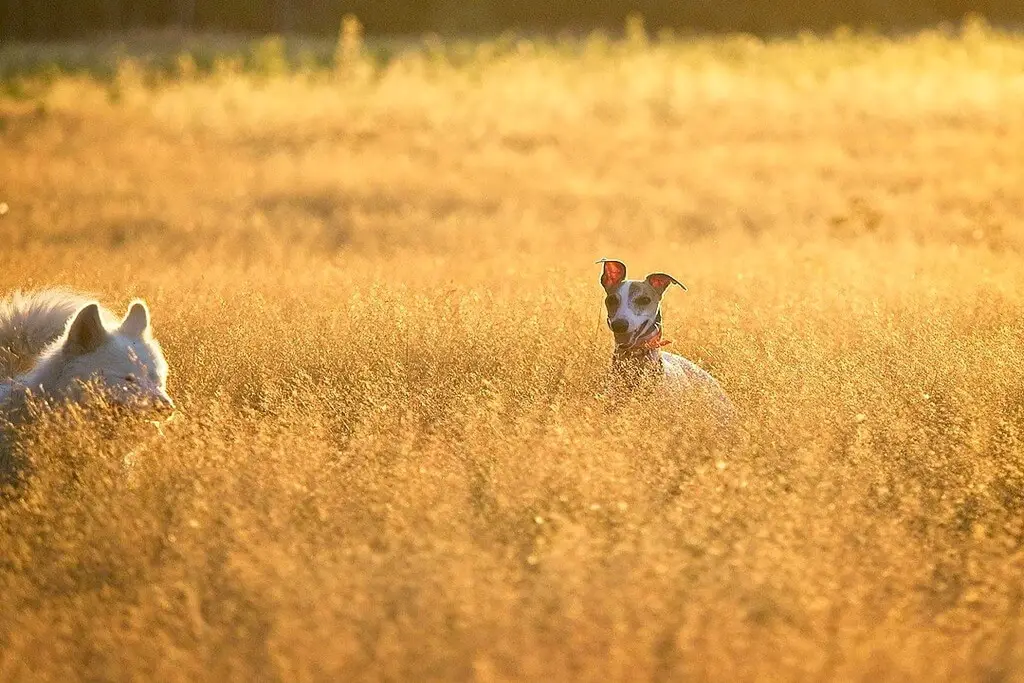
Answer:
598 259 734 423
0 289 173 421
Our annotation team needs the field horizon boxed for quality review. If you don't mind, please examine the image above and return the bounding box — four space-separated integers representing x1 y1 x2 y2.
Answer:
2 23 1024 682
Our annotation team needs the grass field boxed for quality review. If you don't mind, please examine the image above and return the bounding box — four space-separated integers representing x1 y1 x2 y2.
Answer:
3 20 1024 681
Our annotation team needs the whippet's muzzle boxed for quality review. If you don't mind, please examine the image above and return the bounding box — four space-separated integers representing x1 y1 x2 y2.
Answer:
610 311 662 350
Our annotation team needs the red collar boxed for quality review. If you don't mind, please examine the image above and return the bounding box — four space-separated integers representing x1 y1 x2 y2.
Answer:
615 328 672 355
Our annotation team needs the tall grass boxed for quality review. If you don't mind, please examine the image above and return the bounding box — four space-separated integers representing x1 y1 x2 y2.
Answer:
2 22 1024 681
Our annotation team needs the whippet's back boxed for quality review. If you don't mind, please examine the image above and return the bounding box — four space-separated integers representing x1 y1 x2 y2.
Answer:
659 351 736 423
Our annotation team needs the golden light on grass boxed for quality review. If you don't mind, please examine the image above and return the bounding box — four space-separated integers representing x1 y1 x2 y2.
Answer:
1 23 1024 681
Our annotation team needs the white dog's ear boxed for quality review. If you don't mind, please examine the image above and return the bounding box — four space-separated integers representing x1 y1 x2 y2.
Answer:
65 304 108 354
597 259 627 289
120 300 151 337
645 272 687 294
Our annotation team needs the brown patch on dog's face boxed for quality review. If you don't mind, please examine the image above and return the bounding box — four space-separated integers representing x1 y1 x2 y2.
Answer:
626 281 661 315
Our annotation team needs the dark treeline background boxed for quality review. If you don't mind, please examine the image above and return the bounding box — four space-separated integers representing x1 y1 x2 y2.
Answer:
1 0 1021 41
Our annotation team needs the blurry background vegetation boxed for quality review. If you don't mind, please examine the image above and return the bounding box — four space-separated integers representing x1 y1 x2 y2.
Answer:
1 0 1023 40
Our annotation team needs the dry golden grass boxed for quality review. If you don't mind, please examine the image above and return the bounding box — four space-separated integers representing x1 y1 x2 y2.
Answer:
3 24 1024 682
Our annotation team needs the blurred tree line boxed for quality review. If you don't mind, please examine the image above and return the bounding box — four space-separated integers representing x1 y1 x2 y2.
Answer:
1 0 1020 40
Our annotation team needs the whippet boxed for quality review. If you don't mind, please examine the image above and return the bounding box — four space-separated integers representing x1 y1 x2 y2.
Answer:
598 259 734 421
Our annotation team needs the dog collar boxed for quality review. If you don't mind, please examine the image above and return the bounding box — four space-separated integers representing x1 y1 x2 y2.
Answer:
614 327 672 355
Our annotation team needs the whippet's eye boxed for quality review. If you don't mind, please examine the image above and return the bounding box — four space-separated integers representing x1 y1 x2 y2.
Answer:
125 374 137 384
636 296 652 307
605 295 619 308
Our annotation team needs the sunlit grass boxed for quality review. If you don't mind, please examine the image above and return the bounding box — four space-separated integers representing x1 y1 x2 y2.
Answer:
2 21 1024 681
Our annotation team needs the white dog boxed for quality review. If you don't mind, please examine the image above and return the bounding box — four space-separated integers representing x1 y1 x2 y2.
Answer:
597 259 734 422
0 289 173 421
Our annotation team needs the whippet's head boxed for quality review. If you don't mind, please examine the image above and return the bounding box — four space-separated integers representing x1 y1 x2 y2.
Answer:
597 259 686 351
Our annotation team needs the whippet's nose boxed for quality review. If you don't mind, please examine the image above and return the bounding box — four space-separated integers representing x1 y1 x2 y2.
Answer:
610 319 629 334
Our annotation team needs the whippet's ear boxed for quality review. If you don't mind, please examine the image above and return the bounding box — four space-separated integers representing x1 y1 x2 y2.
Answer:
597 259 627 289
65 304 108 354
120 300 151 337
645 273 687 294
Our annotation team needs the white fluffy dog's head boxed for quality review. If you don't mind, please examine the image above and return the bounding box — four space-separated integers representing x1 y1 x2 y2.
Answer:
33 300 173 412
